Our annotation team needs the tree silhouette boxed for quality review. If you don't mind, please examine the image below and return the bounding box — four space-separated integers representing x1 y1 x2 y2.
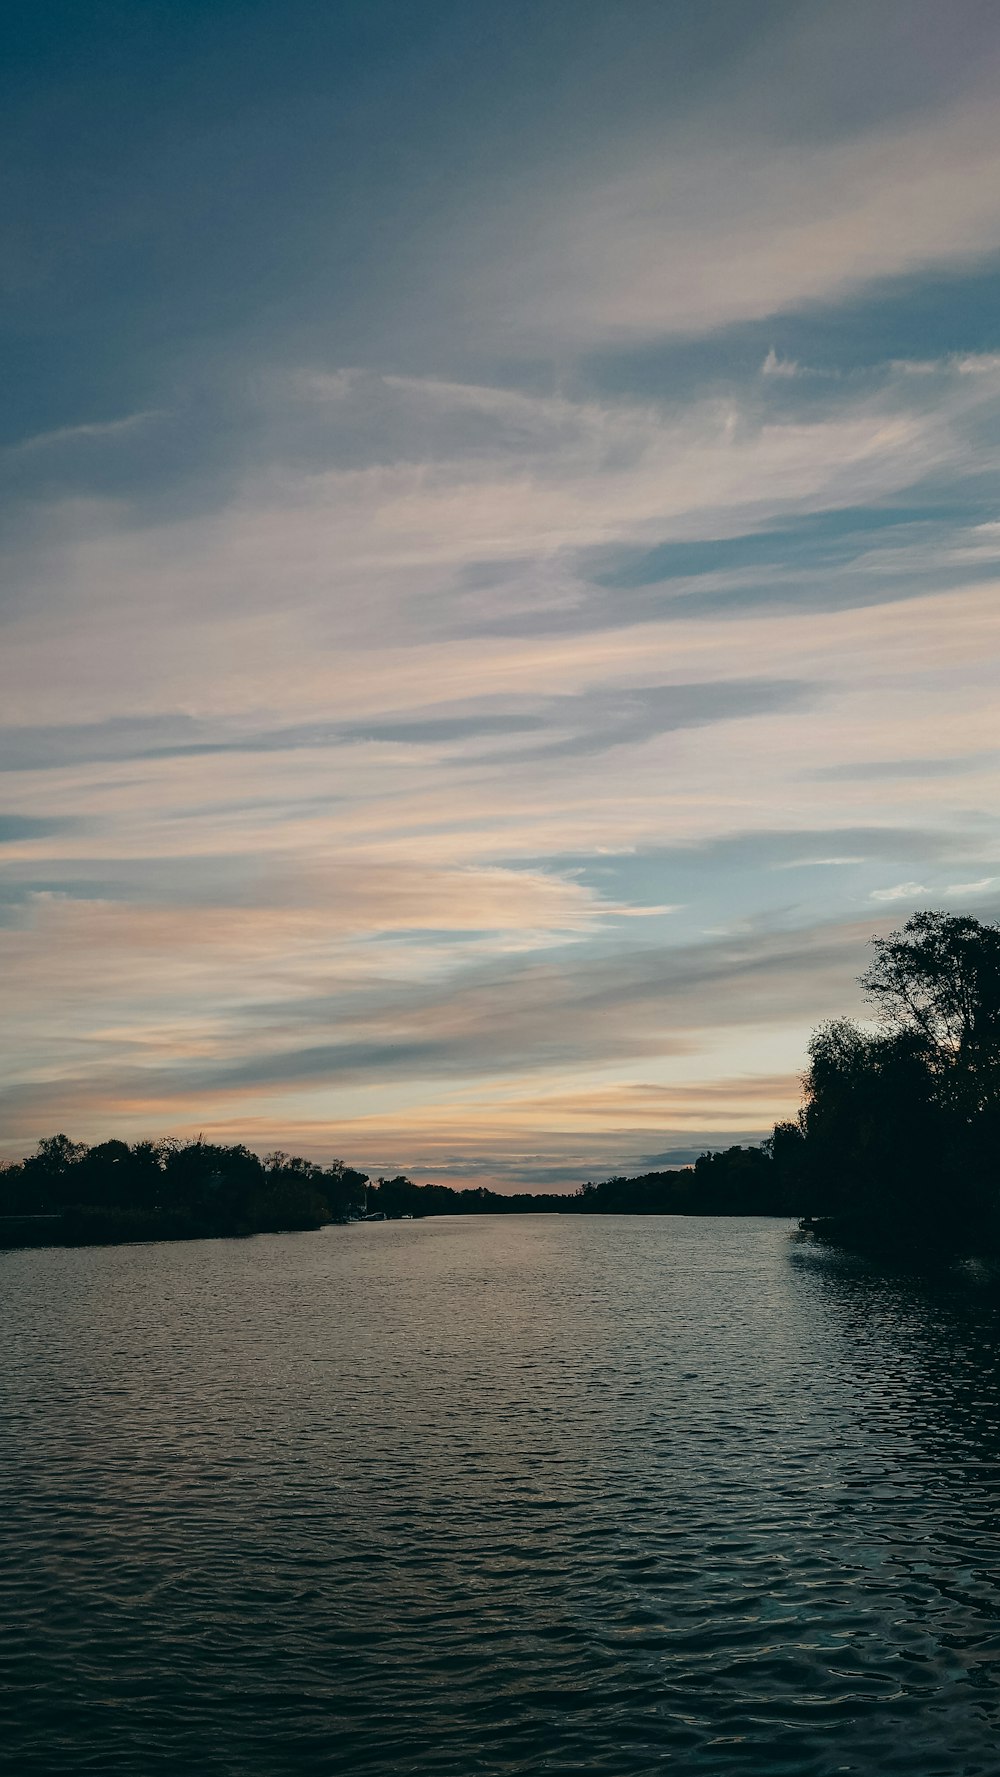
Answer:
798 912 1000 1251
861 911 1000 1107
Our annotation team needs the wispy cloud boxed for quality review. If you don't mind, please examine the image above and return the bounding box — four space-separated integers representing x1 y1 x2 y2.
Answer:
2 4 1000 1180
0 679 812 772
5 409 168 458
871 881 929 901
467 92 1000 348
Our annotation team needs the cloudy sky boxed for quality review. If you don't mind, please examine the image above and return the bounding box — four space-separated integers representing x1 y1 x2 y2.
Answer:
3 0 1000 1186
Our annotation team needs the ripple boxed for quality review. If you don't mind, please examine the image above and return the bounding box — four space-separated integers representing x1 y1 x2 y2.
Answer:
1 1218 999 1774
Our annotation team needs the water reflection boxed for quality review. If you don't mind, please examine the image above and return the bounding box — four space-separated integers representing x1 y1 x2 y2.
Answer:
788 1238 1000 1756
0 1219 998 1775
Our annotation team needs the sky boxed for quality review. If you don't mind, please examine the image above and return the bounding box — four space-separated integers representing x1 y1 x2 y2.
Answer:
3 0 1000 1188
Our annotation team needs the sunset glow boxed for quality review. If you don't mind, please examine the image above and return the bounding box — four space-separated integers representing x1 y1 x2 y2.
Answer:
3 2 1000 1184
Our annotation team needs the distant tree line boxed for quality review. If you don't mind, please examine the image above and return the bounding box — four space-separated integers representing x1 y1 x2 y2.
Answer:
3 912 996 1253
576 1144 799 1216
0 1138 369 1246
0 1141 789 1246
361 1155 795 1219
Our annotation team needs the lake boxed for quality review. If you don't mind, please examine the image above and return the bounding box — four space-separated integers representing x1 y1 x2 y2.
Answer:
2 1215 999 1775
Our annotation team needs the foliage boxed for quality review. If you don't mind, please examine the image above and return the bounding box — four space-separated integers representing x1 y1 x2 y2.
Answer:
861 911 1000 1056
573 1149 796 1215
0 1137 368 1246
0 1138 805 1248
798 912 1000 1252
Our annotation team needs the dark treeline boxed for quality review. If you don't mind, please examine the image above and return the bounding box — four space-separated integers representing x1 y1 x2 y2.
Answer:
783 911 1000 1256
4 911 996 1253
0 1138 790 1247
0 1139 370 1246
357 1151 794 1221
579 1145 798 1216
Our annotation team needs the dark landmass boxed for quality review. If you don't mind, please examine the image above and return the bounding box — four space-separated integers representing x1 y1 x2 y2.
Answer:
0 1140 370 1248
368 1148 798 1221
787 911 1000 1259
0 1136 796 1250
3 912 996 1257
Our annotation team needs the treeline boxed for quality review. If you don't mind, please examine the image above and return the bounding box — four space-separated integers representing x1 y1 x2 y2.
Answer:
363 1152 797 1220
0 1138 794 1247
366 1177 572 1217
779 911 1000 1254
0 1137 369 1246
5 911 995 1254
577 1144 800 1216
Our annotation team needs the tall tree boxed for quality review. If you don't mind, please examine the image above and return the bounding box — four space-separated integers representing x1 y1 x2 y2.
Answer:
860 911 1000 1107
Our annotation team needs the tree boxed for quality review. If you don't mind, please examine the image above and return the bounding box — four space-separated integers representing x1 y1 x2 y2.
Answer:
785 914 1000 1249
32 1134 88 1171
861 911 1000 1106
20 1135 89 1208
801 1018 940 1225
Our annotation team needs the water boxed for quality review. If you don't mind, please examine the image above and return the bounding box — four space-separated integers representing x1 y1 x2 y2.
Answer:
2 1216 999 1776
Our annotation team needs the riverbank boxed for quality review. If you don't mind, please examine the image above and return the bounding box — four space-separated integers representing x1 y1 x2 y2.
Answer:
0 1202 332 1249
0 1136 803 1250
800 1210 1000 1263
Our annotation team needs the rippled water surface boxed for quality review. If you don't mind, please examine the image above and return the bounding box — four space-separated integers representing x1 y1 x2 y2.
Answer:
3 1216 1000 1775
